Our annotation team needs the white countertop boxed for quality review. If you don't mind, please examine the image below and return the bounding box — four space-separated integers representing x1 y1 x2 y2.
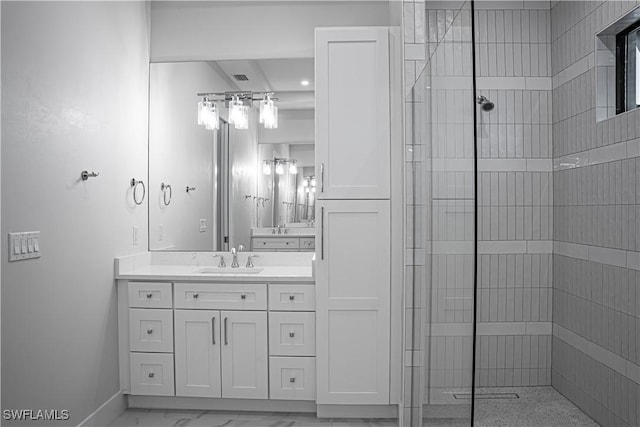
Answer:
115 251 314 283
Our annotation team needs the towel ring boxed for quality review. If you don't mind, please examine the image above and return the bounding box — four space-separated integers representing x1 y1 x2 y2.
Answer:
161 183 172 206
131 178 146 205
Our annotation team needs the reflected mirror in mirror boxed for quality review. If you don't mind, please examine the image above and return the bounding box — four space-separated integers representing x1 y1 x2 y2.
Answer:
148 59 314 251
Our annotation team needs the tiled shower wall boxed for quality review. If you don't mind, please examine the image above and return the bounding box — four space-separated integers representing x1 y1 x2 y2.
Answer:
551 1 640 426
474 2 554 388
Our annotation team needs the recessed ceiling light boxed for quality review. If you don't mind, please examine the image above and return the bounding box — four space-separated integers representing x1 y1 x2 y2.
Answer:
301 80 310 86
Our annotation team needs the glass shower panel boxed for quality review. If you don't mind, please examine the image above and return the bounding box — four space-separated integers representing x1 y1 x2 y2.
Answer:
406 1 476 425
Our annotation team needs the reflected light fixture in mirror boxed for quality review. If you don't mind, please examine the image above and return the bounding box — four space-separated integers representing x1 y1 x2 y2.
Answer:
196 91 278 131
263 158 298 176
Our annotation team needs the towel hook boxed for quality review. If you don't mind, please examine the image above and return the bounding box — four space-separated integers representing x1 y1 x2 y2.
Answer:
161 183 172 206
131 178 146 205
80 170 99 181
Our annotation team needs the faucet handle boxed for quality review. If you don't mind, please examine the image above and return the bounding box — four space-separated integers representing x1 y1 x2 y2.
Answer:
213 254 226 268
246 254 260 268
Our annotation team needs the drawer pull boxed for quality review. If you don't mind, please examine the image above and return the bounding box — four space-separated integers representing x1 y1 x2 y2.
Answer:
290 377 296 383
224 317 228 345
289 295 295 301
146 329 153 335
263 242 266 245
193 293 199 299
146 293 153 299
148 372 155 378
289 331 295 338
286 242 289 245
240 294 246 300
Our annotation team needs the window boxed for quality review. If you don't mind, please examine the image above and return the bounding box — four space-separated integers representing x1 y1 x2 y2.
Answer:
616 20 640 114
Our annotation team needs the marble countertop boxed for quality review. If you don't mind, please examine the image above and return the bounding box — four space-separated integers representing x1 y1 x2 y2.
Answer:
115 251 315 283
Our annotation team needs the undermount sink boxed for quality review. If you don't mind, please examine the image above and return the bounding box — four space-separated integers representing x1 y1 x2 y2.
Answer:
194 267 264 274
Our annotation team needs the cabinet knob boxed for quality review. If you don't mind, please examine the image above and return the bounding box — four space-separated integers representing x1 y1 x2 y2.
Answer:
146 329 153 334
289 295 295 301
148 372 155 378
286 242 289 245
146 293 153 299
289 331 295 338
193 293 199 299
240 294 246 300
290 377 295 383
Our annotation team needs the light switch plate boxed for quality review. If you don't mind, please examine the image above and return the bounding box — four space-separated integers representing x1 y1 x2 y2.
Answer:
199 219 208 232
9 231 41 262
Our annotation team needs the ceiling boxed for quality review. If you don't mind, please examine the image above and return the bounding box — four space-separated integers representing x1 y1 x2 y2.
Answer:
208 58 314 110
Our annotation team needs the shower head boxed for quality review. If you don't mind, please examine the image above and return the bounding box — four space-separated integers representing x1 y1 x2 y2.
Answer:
476 95 495 112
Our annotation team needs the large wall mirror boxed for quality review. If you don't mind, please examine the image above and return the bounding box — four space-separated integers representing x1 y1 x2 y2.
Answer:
149 59 314 251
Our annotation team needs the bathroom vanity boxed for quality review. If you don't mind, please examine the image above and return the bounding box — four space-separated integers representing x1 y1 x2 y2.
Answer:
116 251 318 411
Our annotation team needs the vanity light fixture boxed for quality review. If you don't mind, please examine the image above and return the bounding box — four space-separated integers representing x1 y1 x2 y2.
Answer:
263 158 298 176
196 91 277 131
301 175 316 193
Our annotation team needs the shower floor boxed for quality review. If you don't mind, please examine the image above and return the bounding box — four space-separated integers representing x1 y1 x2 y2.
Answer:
423 386 599 427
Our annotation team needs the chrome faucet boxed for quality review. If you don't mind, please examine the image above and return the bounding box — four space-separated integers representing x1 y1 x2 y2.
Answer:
230 247 239 268
213 254 225 268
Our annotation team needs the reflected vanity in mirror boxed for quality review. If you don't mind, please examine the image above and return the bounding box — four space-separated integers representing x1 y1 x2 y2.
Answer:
148 58 315 251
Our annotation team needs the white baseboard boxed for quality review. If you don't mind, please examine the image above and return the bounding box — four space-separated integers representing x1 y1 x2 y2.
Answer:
128 395 316 413
316 404 398 419
77 391 126 427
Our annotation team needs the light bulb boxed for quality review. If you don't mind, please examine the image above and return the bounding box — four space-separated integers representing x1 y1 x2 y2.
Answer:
263 161 272 175
305 187 310 193
204 103 219 130
310 178 316 187
302 180 308 187
261 96 278 129
275 162 284 175
311 187 316 193
289 162 297 174
197 98 207 125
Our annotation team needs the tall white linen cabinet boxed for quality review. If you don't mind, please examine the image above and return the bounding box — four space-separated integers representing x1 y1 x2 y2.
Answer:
315 26 401 411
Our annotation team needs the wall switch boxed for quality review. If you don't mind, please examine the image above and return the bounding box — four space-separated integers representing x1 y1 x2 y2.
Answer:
132 226 139 246
9 231 41 262
199 219 208 232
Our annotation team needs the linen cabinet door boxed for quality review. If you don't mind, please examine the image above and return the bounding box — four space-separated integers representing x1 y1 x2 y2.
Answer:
220 311 268 399
316 199 391 404
315 27 390 200
174 310 221 398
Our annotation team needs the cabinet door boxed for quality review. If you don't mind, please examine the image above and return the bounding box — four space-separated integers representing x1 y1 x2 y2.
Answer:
316 200 390 404
315 27 390 200
220 311 268 399
174 310 221 398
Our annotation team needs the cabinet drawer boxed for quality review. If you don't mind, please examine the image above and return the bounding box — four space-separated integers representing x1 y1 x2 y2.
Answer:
130 353 175 396
252 238 299 250
129 309 173 353
269 285 315 311
174 283 267 310
269 357 316 401
299 238 315 249
128 282 172 308
269 312 315 356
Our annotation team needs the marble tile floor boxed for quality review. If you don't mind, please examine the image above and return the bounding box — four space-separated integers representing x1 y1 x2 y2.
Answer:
109 387 598 427
108 410 397 427
423 386 599 427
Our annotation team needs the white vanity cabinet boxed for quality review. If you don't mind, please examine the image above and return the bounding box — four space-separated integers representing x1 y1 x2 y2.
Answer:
119 279 315 404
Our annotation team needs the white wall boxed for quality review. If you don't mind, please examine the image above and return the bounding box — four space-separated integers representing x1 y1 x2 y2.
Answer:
149 62 235 251
150 1 391 62
257 109 314 145
1 2 149 425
